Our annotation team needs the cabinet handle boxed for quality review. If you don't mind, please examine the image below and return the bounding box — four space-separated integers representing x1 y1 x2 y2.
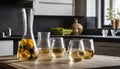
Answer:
38 1 73 5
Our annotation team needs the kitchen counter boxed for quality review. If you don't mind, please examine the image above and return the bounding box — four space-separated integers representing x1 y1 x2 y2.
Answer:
52 35 120 42
0 35 120 40
0 55 120 69
0 35 119 43
0 37 21 40
52 35 120 39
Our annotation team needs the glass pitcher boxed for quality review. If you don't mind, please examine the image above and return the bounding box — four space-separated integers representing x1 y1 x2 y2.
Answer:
17 8 39 61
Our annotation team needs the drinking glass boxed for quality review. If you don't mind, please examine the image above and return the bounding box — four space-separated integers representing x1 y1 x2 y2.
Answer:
67 39 84 62
51 37 66 58
37 32 52 61
102 29 108 37
81 39 95 59
111 29 117 36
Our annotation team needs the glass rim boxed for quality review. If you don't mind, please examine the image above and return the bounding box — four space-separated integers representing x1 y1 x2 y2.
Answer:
37 32 51 35
51 37 63 39
37 32 50 33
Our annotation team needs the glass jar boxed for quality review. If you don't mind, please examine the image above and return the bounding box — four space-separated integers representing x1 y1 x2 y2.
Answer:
17 8 39 60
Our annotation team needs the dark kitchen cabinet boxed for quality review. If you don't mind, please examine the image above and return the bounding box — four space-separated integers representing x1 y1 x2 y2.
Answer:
0 0 22 5
0 0 33 7
94 41 120 57
63 36 120 57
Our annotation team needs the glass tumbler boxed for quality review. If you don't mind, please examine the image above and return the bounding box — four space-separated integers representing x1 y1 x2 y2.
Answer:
110 29 117 36
81 39 95 59
67 39 84 62
51 37 66 58
102 29 108 37
37 32 52 61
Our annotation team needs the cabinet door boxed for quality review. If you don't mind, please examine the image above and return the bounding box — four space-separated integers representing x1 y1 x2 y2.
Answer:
0 40 13 56
94 42 120 57
33 0 73 16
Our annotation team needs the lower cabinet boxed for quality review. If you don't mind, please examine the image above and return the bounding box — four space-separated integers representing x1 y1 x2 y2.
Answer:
0 40 13 56
94 41 120 57
64 38 120 57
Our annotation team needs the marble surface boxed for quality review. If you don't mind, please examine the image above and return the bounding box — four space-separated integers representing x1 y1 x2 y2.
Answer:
0 55 120 69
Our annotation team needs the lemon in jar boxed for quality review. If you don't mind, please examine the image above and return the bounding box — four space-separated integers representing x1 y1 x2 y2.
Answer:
21 50 31 60
20 39 27 46
25 39 34 50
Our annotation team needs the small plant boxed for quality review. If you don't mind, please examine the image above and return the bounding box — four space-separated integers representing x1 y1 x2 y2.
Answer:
106 8 116 20
106 8 120 29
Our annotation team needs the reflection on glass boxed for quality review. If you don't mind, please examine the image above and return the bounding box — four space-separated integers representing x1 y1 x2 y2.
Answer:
37 32 52 61
51 37 66 58
81 39 95 59
68 39 84 62
17 8 39 61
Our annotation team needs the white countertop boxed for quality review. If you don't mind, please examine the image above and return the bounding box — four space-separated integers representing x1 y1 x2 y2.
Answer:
0 55 120 69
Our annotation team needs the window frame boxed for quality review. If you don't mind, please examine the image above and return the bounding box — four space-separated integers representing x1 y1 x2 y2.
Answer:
102 0 115 28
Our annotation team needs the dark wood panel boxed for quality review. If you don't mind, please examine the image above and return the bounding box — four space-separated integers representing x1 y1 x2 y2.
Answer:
94 42 120 57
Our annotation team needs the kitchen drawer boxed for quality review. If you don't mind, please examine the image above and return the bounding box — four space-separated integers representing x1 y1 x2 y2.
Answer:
0 40 13 56
34 3 73 16
94 42 120 56
36 0 73 4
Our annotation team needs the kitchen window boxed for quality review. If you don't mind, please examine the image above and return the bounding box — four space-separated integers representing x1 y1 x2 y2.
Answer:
112 0 120 10
112 0 120 19
103 0 120 26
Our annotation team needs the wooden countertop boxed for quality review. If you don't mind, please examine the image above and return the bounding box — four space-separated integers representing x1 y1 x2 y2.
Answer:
0 55 120 69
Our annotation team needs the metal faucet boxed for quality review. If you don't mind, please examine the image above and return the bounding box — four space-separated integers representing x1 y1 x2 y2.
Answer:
2 28 12 37
8 28 12 37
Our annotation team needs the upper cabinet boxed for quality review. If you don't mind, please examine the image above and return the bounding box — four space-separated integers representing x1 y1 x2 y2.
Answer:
33 0 74 16
16 0 96 16
75 0 96 17
0 0 22 5
35 0 73 3
33 0 96 16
